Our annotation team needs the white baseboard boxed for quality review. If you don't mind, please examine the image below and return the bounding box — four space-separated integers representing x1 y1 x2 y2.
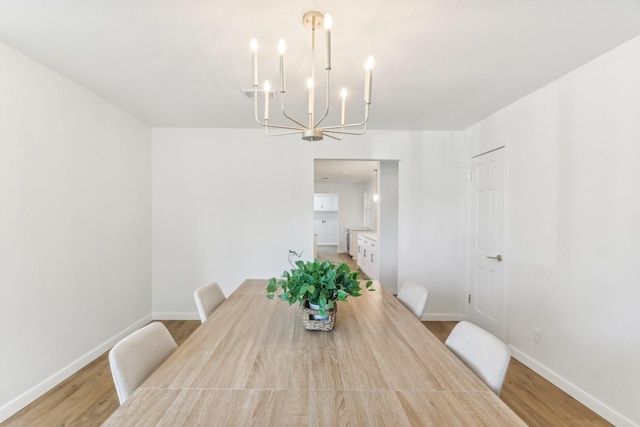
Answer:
421 313 464 321
510 346 637 427
0 314 152 423
152 312 200 321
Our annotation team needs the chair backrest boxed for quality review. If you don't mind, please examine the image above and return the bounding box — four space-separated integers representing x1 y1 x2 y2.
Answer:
444 320 511 395
108 322 177 404
397 281 429 319
194 282 226 323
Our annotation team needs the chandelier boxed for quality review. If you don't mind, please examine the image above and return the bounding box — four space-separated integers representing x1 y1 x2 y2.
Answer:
250 11 374 141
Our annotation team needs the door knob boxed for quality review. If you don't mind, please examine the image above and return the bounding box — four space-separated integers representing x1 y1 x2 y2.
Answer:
487 254 503 262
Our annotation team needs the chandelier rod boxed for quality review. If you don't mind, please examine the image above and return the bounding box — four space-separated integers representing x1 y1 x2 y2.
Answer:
308 15 315 129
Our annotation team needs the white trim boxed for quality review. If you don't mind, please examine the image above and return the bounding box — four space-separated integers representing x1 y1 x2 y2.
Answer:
510 346 637 427
0 314 152 423
421 313 464 321
152 312 200 321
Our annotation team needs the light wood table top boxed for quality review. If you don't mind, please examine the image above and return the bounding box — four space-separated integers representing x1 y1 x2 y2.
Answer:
103 279 525 426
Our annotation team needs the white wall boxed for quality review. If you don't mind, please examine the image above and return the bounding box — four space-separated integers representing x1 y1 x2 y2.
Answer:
0 42 152 421
395 132 468 319
152 129 466 319
465 35 640 427
365 176 379 230
313 210 338 245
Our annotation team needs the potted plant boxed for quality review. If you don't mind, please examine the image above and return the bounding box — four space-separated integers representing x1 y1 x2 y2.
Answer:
266 250 374 331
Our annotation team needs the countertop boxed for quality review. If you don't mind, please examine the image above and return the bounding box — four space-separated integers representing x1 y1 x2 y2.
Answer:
358 231 378 241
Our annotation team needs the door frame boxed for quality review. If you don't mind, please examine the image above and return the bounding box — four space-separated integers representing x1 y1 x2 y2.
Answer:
465 145 510 342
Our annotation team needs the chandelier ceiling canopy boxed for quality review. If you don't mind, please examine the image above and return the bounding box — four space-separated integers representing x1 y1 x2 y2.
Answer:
250 11 374 141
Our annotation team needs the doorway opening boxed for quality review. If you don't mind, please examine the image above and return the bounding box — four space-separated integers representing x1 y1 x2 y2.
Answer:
313 159 399 293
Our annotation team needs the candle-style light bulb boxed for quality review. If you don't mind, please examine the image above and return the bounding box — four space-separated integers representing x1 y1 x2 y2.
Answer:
365 55 374 70
340 88 347 125
324 13 333 30
324 13 332 70
263 80 270 120
251 38 259 87
364 55 374 104
278 39 286 93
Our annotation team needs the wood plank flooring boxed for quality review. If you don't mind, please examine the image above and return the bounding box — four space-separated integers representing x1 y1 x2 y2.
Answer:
2 264 613 426
316 244 365 277
1 320 200 427
423 321 612 427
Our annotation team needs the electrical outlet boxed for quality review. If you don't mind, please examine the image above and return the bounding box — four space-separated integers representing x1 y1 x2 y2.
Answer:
533 328 542 345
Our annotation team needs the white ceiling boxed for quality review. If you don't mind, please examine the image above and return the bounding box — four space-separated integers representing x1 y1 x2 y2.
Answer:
1 1 640 131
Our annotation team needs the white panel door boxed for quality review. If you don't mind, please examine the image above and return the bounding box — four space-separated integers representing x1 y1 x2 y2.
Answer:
468 148 507 341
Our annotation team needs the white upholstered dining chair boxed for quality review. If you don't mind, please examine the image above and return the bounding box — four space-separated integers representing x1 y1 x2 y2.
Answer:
444 320 511 395
396 281 429 319
108 322 177 404
194 281 226 323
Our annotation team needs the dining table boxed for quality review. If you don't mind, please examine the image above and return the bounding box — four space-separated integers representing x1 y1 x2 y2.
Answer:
102 279 526 426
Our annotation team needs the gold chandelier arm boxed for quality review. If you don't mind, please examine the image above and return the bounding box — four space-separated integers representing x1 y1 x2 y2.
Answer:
324 123 368 136
321 104 370 130
253 87 264 125
323 130 344 141
279 92 308 129
265 127 304 137
253 87 303 131
260 119 304 132
314 69 331 128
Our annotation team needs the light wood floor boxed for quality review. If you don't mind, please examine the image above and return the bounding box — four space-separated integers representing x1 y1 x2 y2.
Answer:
1 320 201 427
2 263 612 426
317 246 611 427
316 244 365 277
423 322 612 427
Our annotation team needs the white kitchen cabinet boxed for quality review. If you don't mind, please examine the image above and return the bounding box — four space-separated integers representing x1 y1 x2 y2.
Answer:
356 233 378 280
347 228 370 259
314 193 338 211
349 230 361 259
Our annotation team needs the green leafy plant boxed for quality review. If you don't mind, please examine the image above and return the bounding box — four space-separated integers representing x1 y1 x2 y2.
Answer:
266 250 374 317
